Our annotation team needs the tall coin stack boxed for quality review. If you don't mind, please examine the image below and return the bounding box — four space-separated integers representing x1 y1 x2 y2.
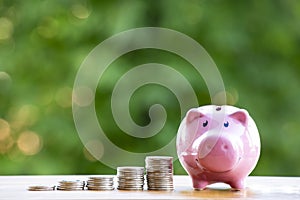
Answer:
86 176 114 191
145 156 174 191
117 167 145 190
57 180 85 191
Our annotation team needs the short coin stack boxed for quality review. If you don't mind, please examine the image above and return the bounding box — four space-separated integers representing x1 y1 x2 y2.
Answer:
145 156 174 191
28 186 55 191
117 167 145 190
57 180 85 191
86 176 114 191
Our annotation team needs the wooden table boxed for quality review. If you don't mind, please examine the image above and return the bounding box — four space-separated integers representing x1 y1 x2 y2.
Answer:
1 175 299 199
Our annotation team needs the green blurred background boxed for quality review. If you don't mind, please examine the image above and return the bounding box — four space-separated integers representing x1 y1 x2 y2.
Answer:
1 0 300 176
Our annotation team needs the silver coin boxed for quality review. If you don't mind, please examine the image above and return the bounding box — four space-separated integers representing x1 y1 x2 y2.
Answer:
118 184 144 187
118 185 144 188
118 180 144 184
118 170 144 173
86 183 114 187
117 173 144 177
148 187 174 189
117 175 144 179
88 179 114 181
147 170 172 173
88 180 114 182
59 180 84 183
117 174 144 178
59 181 84 186
57 185 85 189
86 177 114 191
28 186 55 191
145 156 174 191
118 181 144 184
148 188 174 191
146 177 173 180
146 167 172 171
87 188 114 191
89 176 115 180
57 180 85 191
147 181 173 185
87 183 114 186
87 186 114 189
147 184 173 186
147 184 174 187
57 188 84 191
148 185 174 188
57 187 85 191
57 186 85 189
57 186 85 190
118 176 143 180
145 156 173 160
147 180 173 183
147 183 174 186
118 179 144 182
117 166 145 190
118 183 144 186
87 186 114 190
87 182 114 185
146 167 172 170
87 185 114 188
118 187 144 189
117 187 143 190
117 166 144 172
117 184 143 187
147 174 173 177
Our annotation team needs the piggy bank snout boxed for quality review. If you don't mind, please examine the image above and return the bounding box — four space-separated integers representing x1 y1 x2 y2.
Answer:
198 136 240 173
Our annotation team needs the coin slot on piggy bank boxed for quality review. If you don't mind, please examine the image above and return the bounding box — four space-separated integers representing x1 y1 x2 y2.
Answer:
176 105 260 190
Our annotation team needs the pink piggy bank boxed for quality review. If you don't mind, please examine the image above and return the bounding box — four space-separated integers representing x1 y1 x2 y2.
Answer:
176 105 260 190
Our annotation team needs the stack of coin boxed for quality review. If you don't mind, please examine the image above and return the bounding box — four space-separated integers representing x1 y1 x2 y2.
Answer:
28 185 55 191
86 176 114 191
145 156 174 191
57 180 85 191
117 166 145 190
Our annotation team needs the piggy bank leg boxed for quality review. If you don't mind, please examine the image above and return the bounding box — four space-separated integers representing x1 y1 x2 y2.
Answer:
192 177 208 190
228 179 245 190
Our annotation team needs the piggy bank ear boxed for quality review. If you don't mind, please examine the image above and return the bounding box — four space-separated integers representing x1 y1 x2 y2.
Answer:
186 108 205 124
229 110 248 126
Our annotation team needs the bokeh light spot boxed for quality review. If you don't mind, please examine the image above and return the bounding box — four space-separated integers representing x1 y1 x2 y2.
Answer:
71 4 90 19
10 105 39 131
38 90 54 106
17 131 42 156
83 147 97 162
73 86 94 107
0 118 10 141
0 17 14 40
0 71 12 91
83 140 104 161
0 136 14 154
0 119 13 155
36 17 58 39
55 86 72 108
0 71 12 82
213 89 239 105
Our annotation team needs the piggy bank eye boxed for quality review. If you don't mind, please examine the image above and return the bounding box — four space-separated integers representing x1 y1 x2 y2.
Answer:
203 120 208 127
224 121 229 127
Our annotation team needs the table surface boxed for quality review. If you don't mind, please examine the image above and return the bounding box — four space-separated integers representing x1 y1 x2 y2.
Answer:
0 175 300 199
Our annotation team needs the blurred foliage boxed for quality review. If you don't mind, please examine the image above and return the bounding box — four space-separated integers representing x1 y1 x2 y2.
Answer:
0 0 300 176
